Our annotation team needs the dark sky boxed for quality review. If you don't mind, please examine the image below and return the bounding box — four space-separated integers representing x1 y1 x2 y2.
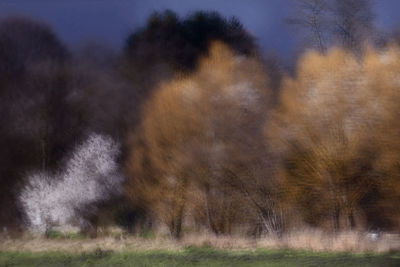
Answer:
0 0 399 60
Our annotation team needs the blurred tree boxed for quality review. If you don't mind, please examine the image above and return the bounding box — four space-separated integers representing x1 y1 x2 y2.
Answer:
20 134 123 235
70 42 133 140
331 0 375 51
268 46 400 231
125 42 280 238
0 16 79 230
287 0 375 53
361 46 400 230
121 10 257 112
286 0 329 53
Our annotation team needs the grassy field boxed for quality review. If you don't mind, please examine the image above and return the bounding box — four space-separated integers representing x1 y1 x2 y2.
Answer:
1 247 399 267
1 230 399 266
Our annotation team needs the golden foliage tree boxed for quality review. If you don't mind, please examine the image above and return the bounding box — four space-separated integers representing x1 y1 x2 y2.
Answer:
125 41 277 238
269 45 400 231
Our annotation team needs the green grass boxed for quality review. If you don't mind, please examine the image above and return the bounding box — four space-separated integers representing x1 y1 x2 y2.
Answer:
44 230 84 240
0 247 399 267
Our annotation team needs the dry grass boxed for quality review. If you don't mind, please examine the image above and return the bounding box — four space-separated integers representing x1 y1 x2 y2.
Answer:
1 229 399 253
0 235 182 253
257 229 400 253
182 229 400 253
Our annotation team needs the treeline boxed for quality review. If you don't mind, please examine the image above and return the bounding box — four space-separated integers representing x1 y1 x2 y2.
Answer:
125 43 400 238
0 4 400 238
0 11 260 235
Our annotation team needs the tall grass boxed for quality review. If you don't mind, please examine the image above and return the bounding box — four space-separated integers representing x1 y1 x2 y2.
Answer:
1 229 398 253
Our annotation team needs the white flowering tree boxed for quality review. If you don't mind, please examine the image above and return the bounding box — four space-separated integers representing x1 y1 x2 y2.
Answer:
19 133 124 233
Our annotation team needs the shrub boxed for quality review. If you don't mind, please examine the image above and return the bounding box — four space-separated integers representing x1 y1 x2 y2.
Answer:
20 133 124 233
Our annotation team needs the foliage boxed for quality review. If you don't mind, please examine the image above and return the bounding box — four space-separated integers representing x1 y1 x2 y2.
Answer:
121 10 257 105
125 41 279 238
19 134 123 233
0 16 75 230
268 46 400 231
1 9 400 239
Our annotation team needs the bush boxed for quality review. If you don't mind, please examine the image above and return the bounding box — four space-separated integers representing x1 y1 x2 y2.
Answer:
20 133 124 233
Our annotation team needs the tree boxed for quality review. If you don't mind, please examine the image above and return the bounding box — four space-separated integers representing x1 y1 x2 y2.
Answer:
331 0 375 51
360 45 400 230
121 10 257 107
125 41 279 238
69 42 133 140
268 46 400 231
20 134 124 234
0 16 77 230
287 0 375 53
286 0 329 52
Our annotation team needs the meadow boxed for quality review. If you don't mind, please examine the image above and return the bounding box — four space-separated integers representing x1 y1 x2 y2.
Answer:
1 230 399 267
1 247 399 267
